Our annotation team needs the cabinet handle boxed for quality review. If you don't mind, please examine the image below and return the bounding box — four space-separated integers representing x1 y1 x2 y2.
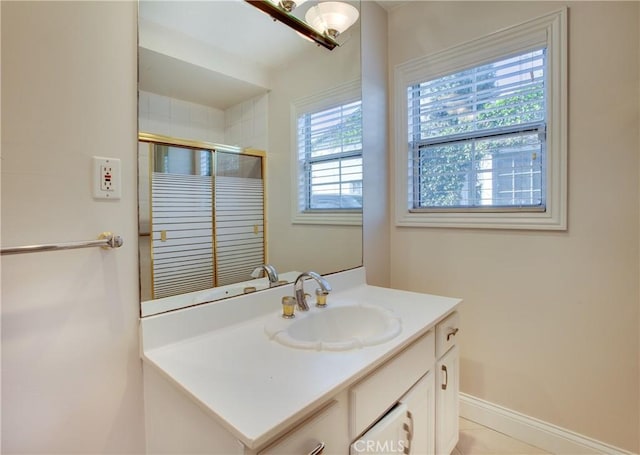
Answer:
308 442 325 455
441 365 448 390
446 327 459 341
403 410 414 454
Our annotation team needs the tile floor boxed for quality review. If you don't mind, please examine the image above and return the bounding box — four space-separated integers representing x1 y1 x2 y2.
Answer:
453 418 552 455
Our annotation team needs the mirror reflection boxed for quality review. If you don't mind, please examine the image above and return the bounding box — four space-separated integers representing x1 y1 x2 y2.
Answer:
138 0 362 316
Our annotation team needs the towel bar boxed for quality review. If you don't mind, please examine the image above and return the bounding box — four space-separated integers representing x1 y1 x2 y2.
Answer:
0 232 123 255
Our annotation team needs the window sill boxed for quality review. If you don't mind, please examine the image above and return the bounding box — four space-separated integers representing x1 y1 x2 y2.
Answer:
395 209 566 230
292 211 362 226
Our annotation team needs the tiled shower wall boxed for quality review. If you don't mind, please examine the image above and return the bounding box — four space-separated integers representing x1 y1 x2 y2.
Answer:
223 94 269 151
139 90 268 150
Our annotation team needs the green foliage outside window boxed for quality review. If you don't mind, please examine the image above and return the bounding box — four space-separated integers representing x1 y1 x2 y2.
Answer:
412 50 546 208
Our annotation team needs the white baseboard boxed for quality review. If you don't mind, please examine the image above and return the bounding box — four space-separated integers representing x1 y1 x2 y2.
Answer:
459 393 636 455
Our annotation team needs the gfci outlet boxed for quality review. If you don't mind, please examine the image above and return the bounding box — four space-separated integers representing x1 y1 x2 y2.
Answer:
93 156 121 200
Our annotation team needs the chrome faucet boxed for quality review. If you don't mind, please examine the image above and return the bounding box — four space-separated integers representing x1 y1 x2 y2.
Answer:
294 271 331 311
251 264 279 287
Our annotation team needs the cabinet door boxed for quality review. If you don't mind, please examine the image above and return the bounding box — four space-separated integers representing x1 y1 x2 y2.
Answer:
399 371 435 455
350 402 411 455
436 345 459 455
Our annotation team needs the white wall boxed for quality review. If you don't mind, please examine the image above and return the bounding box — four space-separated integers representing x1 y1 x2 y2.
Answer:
388 2 639 452
362 1 390 287
1 2 145 453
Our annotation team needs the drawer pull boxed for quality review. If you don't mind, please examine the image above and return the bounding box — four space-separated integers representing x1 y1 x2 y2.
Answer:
403 423 413 441
446 327 459 341
441 365 448 390
406 410 414 441
403 409 414 454
308 442 325 455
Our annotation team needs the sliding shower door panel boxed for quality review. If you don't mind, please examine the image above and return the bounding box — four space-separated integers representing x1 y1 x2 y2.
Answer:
151 172 214 298
214 175 265 286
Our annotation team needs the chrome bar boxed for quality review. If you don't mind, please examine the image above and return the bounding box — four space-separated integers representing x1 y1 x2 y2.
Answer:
1 232 123 256
244 1 339 50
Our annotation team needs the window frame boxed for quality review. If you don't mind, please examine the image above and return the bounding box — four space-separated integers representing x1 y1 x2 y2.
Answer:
394 9 567 230
291 80 363 226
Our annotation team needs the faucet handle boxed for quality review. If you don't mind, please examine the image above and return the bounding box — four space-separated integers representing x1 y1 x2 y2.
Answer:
315 288 328 307
281 296 296 319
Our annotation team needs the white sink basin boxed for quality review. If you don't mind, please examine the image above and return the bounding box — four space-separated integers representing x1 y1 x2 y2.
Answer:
264 303 402 351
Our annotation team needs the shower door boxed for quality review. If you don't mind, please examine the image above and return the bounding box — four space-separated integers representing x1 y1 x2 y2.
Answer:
148 144 215 299
139 138 266 300
214 151 265 286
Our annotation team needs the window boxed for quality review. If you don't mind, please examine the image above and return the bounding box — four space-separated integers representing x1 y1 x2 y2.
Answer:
292 81 363 225
395 9 567 230
410 49 546 209
299 100 363 210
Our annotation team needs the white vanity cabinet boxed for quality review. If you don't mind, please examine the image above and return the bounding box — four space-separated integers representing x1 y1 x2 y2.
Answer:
353 371 436 455
349 330 435 440
250 330 440 455
257 395 349 455
348 312 460 455
435 311 460 455
140 272 461 455
398 371 436 454
142 314 460 455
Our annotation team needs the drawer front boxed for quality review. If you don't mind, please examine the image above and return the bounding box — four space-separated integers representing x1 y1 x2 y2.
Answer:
436 311 460 358
350 331 435 439
258 399 347 455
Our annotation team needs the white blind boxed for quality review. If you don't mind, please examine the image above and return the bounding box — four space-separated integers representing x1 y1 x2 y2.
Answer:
298 100 363 211
408 48 546 209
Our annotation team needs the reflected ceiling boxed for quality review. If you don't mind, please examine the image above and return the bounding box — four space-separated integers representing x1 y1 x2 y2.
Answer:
138 1 316 109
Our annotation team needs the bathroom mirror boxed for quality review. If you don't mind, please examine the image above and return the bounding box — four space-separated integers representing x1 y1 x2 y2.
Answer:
138 0 362 316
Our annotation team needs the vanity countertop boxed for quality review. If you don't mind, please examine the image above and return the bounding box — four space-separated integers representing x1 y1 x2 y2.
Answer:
140 267 461 449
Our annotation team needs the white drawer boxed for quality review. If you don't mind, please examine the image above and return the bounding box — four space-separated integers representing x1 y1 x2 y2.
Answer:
436 311 460 358
258 399 346 455
350 331 435 439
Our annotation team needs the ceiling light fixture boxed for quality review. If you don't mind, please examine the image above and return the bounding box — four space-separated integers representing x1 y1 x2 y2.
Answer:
305 1 359 39
278 0 307 12
245 0 358 51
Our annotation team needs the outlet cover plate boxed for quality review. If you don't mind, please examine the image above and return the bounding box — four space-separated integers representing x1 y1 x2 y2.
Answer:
93 156 121 200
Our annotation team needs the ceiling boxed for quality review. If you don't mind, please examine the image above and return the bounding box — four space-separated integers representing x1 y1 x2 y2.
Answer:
138 1 407 110
139 1 314 70
375 1 408 11
138 0 341 109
